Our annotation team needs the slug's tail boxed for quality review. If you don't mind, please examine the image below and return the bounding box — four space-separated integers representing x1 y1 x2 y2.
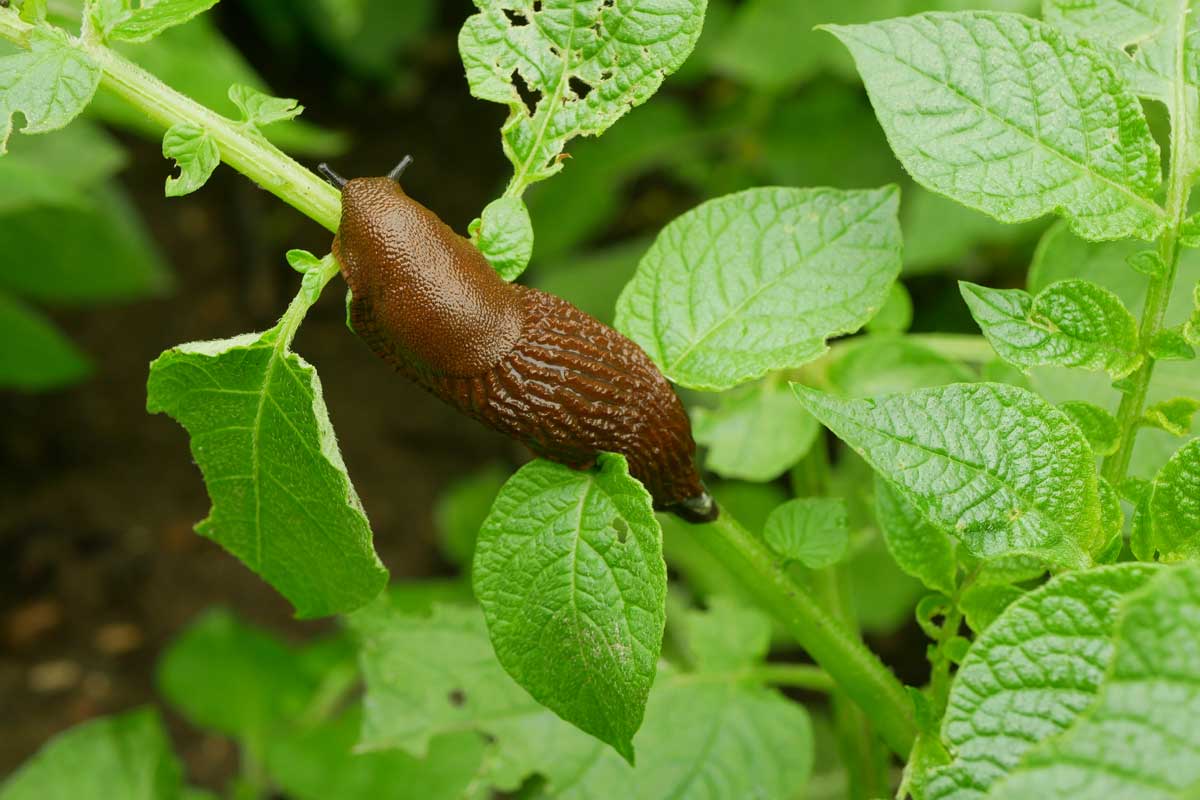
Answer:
669 491 719 524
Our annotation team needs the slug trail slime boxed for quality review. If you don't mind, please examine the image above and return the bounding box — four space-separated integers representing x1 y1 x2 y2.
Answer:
322 160 716 522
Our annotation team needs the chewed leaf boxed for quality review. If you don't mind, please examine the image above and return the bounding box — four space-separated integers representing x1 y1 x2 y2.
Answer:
962 279 1142 378
228 84 303 128
146 327 388 618
472 454 665 763
794 382 1101 567
615 186 901 390
162 123 219 197
0 27 101 155
102 0 222 44
826 12 1165 241
459 0 707 192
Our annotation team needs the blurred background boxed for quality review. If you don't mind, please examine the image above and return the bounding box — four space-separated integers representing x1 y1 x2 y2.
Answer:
0 0 1048 791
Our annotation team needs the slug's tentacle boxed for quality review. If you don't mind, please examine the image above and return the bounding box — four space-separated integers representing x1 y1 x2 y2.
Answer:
388 155 414 182
317 163 348 189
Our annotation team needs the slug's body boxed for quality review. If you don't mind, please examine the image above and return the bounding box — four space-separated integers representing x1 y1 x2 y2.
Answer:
329 173 716 522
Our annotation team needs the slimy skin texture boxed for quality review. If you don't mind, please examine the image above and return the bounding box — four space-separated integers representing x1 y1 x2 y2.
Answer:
332 176 716 522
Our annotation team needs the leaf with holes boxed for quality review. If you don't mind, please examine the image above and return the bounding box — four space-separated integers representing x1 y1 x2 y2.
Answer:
459 0 707 193
146 324 387 618
961 280 1142 378
472 453 665 763
0 27 101 155
98 0 221 43
918 564 1161 800
826 12 1165 241
162 122 219 197
794 382 1101 567
692 378 819 482
985 563 1200 800
615 186 901 390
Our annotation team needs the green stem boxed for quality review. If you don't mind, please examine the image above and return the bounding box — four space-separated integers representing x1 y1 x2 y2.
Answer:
690 511 916 757
1102 3 1194 486
0 9 342 232
928 604 963 719
750 663 835 692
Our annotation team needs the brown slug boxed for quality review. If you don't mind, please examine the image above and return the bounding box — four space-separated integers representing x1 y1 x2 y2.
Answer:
320 159 716 523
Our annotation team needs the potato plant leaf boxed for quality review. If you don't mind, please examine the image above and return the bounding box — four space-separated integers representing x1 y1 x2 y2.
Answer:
458 0 707 193
827 12 1165 241
0 292 90 390
1058 400 1121 455
1144 438 1200 561
794 382 1102 567
350 599 813 799
100 0 221 44
472 453 665 763
0 708 184 800
920 564 1162 799
162 122 219 197
692 378 819 482
986 564 1200 799
961 279 1142 378
616 186 901 390
0 27 101 155
228 83 303 128
468 196 534 281
874 475 958 596
1142 396 1200 436
762 497 849 568
146 315 388 618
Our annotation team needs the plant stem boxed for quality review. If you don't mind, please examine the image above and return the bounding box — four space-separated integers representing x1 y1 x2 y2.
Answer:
0 9 342 232
750 663 835 692
1102 2 1194 486
689 511 916 757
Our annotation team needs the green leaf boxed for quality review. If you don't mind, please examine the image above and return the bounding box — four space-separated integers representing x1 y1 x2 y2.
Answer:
692 378 819 482
104 0 221 43
468 196 533 281
794 382 1101 567
1144 438 1200 561
472 453 665 763
265 709 487 800
1127 249 1166 277
432 463 508 568
0 27 100 155
1095 476 1125 563
1142 396 1200 436
19 0 47 24
958 582 1024 634
162 122 218 197
157 609 323 747
827 12 1165 241
986 563 1200 800
0 121 126 214
459 0 707 193
961 280 1142 378
763 497 849 568
866 280 913 334
615 186 902 390
228 83 302 128
1059 400 1121 455
920 563 1162 800
145 323 388 618
0 186 171 304
826 336 974 397
351 600 813 798
874 475 958 596
1185 281 1200 344
0 708 183 800
0 292 91 390
1148 327 1196 360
